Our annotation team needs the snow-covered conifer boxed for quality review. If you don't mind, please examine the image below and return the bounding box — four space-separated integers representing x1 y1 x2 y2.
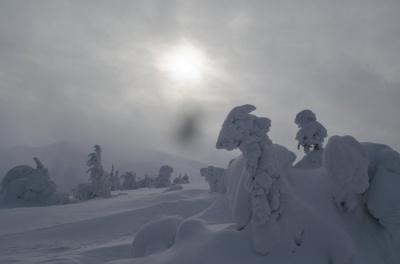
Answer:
323 135 369 211
173 173 190 184
1 158 69 207
121 171 139 190
216 104 283 254
201 166 225 193
86 145 111 198
109 164 121 191
137 175 154 188
295 109 327 154
154 166 173 188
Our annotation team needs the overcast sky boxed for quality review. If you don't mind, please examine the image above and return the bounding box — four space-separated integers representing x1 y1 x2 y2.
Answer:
1 0 399 166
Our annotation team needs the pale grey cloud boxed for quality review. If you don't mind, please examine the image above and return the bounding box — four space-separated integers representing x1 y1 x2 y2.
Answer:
0 0 399 166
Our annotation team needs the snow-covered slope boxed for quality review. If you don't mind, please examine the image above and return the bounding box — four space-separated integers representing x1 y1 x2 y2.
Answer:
0 185 215 263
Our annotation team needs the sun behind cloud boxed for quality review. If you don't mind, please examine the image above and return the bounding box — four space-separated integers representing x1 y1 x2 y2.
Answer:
157 41 207 82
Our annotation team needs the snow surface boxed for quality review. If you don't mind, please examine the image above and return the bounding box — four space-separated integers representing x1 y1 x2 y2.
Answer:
1 146 400 263
1 118 400 263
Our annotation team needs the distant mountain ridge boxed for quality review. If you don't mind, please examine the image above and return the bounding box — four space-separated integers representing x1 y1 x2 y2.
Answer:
0 142 210 192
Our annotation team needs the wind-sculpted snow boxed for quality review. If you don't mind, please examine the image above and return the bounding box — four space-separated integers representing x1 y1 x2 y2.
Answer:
0 158 69 207
130 215 184 258
323 135 369 211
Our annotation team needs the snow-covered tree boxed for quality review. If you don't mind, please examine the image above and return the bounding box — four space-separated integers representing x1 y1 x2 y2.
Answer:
295 109 327 154
109 164 121 191
121 171 139 190
154 166 173 188
137 175 155 188
86 145 111 198
173 173 190 184
323 135 369 211
216 104 300 255
0 158 69 207
72 183 95 201
200 166 225 193
324 136 400 245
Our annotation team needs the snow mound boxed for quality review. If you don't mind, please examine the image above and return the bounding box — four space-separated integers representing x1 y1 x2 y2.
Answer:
130 215 184 258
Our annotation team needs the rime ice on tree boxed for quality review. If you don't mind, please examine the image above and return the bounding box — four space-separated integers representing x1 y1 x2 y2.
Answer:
109 165 121 191
154 166 173 188
173 173 190 184
323 135 369 211
0 158 69 207
86 145 111 198
121 171 139 190
200 166 225 193
216 104 285 254
295 110 327 154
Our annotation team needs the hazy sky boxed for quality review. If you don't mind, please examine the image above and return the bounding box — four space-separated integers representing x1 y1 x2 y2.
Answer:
1 1 399 166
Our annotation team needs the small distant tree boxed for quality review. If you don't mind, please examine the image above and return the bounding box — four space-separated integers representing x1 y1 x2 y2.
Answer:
173 173 190 184
109 164 121 191
201 166 225 193
86 145 111 198
121 171 139 190
154 166 173 188
137 174 155 188
295 110 327 154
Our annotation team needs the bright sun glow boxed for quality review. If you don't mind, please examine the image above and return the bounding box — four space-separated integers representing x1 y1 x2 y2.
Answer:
158 42 206 82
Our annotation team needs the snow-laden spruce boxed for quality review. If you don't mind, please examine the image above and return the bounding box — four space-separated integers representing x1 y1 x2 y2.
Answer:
200 166 225 193
137 175 155 188
173 173 190 184
154 165 173 188
293 109 327 169
216 104 299 254
109 165 121 191
323 135 400 245
121 171 139 190
323 135 369 211
86 145 111 198
295 109 327 154
0 158 69 207
73 145 111 200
